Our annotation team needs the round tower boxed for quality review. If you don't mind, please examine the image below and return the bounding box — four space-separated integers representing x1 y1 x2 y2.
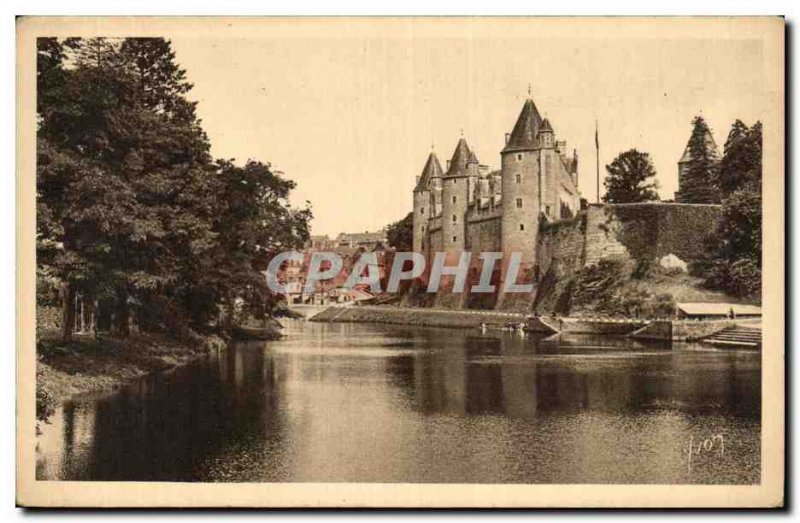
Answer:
441 138 477 256
412 151 443 255
500 98 546 267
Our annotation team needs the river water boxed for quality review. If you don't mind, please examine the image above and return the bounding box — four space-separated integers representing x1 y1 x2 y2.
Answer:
36 320 761 484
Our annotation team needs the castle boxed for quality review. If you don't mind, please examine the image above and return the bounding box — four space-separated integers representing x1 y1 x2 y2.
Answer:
412 96 581 269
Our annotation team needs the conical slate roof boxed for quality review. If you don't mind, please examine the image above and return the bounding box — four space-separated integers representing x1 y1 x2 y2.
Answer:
503 98 544 152
679 129 720 163
539 118 554 133
446 138 473 176
414 152 443 192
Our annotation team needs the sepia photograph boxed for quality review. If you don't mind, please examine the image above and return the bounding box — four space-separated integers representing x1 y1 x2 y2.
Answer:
15 16 784 508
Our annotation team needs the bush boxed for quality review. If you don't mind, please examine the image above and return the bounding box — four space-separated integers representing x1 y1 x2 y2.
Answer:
705 258 761 301
572 256 633 308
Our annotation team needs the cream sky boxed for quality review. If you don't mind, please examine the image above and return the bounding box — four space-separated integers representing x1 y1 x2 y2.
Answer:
169 19 770 237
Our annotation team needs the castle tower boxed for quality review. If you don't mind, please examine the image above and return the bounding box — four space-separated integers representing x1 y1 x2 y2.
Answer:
441 138 479 255
675 127 721 203
537 118 558 220
500 98 545 266
412 151 443 254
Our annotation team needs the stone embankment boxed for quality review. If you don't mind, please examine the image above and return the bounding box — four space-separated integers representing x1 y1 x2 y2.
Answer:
310 305 526 329
629 318 762 342
312 306 761 347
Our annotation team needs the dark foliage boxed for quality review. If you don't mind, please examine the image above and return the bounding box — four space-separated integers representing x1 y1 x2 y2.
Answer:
386 212 414 251
679 116 721 203
704 120 762 300
36 38 311 341
602 149 659 204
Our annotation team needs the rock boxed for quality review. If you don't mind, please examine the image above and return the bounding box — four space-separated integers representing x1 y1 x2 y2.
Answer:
659 253 688 272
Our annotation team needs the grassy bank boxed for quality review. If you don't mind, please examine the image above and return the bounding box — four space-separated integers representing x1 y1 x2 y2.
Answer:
36 330 237 422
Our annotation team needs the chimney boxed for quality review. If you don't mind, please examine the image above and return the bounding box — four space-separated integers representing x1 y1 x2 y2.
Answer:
505 133 510 145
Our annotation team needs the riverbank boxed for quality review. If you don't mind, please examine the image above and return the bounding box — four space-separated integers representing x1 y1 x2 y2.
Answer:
310 305 761 345
312 305 648 334
36 330 232 422
311 305 525 329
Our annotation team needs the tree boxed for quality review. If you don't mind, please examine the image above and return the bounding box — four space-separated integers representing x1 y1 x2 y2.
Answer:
718 120 762 195
705 121 762 300
679 116 720 203
602 149 659 204
203 159 311 328
386 212 413 251
36 38 312 340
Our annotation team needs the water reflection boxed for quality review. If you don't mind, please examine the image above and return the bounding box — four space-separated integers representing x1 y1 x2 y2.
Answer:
37 320 760 484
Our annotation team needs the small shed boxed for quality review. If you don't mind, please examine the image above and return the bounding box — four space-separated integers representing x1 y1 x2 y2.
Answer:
676 302 762 320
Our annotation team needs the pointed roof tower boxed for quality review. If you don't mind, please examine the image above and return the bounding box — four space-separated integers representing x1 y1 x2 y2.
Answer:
414 151 443 192
539 117 554 133
678 128 720 164
445 137 473 176
503 98 544 153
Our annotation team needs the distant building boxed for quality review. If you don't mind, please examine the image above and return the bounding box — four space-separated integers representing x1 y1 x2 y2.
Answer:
282 230 393 305
307 234 337 250
334 230 388 250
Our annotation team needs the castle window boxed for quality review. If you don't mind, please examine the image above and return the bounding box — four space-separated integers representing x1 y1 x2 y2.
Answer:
515 173 521 184
452 214 457 223
516 198 523 208
420 207 424 215
519 224 525 231
452 236 457 243
545 205 550 216
452 196 457 204
517 153 522 161
421 226 425 232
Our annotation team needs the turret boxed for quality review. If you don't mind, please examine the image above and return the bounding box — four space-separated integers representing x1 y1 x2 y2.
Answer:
500 98 544 266
675 126 720 202
441 138 478 254
538 118 555 149
412 151 443 255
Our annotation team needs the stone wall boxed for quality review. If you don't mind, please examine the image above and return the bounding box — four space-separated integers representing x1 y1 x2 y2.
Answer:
584 202 722 266
427 227 443 257
536 214 586 277
584 204 632 265
465 212 502 253
630 319 754 341
418 202 720 313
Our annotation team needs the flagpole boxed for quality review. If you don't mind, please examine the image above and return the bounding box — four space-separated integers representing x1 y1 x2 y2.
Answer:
595 119 600 203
